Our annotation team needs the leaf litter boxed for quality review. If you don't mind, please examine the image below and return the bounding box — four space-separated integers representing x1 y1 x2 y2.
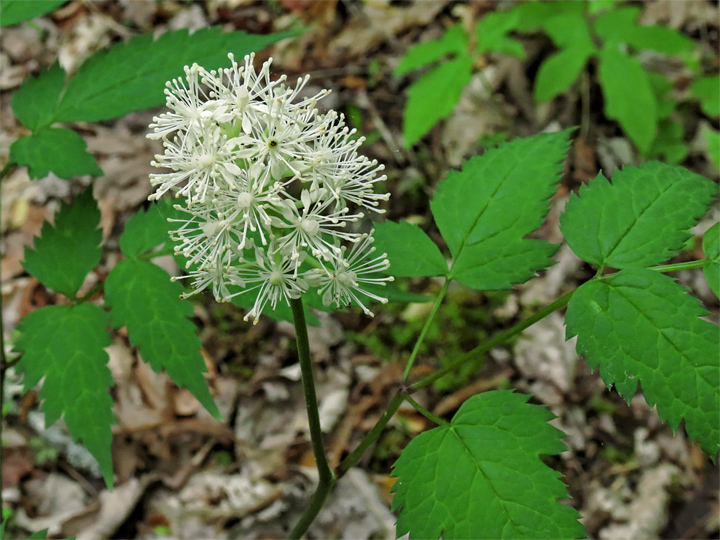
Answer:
1 0 718 538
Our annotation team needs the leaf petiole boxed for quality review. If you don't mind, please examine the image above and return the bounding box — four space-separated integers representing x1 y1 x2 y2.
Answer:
403 393 449 426
402 278 450 381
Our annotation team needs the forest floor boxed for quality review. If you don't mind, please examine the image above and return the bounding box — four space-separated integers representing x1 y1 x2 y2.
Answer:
1 1 719 539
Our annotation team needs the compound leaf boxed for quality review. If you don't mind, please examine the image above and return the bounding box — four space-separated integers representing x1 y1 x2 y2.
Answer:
391 390 585 539
11 62 65 130
10 127 103 179
566 269 720 456
431 130 572 290
52 27 297 123
120 202 177 258
560 162 716 269
22 188 103 299
14 303 115 487
373 220 447 277
403 54 472 147
105 258 220 419
395 24 467 77
703 222 719 298
598 46 657 153
0 0 66 27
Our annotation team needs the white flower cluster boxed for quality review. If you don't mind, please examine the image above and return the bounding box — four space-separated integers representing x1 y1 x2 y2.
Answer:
148 53 392 322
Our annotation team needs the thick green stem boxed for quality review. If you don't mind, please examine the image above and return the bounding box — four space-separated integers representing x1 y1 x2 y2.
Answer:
409 289 575 393
289 297 335 539
402 279 449 381
288 474 334 539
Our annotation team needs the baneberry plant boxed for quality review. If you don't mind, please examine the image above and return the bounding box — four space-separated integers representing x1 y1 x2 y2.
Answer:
1 6 718 539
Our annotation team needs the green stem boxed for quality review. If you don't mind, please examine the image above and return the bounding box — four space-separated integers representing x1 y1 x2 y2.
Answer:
0 162 16 182
581 70 590 141
0 176 5 514
403 394 449 426
75 281 104 304
409 289 575 393
335 390 405 479
137 246 177 260
649 260 707 273
289 297 335 539
289 474 335 539
402 279 449 381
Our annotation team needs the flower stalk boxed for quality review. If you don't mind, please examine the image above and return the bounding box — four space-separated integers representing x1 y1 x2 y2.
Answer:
289 297 336 539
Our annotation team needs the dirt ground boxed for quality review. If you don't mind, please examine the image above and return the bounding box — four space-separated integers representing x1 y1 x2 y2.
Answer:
1 1 719 539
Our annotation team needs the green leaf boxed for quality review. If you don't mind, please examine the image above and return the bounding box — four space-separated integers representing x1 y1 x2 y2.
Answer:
690 75 720 118
431 130 572 290
534 48 589 103
534 13 595 102
22 188 102 298
0 0 66 26
403 55 472 148
566 269 720 456
395 24 467 77
11 63 65 130
594 6 695 55
588 0 618 14
648 72 676 120
560 162 716 269
10 128 103 179
475 10 525 58
104 258 220 419
703 126 720 172
391 390 585 539
703 222 719 298
15 303 115 487
543 12 595 50
598 46 657 152
645 119 688 164
512 1 586 32
373 221 447 277
120 203 176 258
52 28 298 123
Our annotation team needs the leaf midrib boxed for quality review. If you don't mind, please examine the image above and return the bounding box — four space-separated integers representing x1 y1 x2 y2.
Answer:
446 426 522 536
448 151 521 279
601 177 675 267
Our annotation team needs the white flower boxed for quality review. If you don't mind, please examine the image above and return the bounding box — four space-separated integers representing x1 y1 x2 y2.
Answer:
230 246 309 323
276 190 363 268
149 54 392 321
150 128 242 204
148 64 213 144
309 232 393 316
